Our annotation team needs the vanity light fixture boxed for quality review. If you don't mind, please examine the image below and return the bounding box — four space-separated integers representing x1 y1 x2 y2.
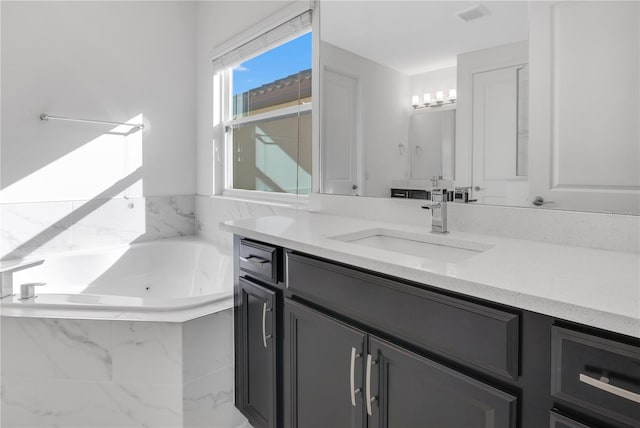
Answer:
411 89 457 109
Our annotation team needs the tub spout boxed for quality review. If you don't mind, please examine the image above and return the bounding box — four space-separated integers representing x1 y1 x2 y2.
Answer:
1 271 14 299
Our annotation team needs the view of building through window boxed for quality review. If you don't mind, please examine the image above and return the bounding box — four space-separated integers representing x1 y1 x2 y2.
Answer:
228 32 312 195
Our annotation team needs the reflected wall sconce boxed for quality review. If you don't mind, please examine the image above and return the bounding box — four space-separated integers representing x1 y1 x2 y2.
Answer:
411 89 456 109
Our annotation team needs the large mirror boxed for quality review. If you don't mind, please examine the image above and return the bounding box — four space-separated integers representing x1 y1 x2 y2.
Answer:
319 1 640 214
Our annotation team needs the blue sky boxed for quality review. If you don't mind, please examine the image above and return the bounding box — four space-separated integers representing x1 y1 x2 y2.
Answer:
233 32 312 95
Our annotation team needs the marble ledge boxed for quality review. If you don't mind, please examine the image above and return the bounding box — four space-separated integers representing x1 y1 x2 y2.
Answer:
221 212 640 339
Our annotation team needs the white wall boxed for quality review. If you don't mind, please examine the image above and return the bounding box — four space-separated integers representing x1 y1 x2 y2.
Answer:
195 1 292 196
409 66 457 102
1 1 197 203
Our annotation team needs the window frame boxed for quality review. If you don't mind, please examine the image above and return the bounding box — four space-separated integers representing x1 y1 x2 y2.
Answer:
219 30 313 203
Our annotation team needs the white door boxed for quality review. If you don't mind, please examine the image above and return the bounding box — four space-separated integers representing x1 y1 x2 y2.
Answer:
472 65 529 206
321 68 361 195
529 1 640 213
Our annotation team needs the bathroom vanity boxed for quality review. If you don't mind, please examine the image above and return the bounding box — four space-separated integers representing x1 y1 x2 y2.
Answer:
224 213 640 428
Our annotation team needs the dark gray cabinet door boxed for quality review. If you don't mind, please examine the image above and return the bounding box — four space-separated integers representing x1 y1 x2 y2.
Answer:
238 277 277 428
367 336 518 428
284 299 367 428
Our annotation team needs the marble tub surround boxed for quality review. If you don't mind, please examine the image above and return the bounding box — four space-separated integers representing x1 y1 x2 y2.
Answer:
1 194 195 260
1 310 248 428
222 212 640 338
309 193 640 253
195 195 303 249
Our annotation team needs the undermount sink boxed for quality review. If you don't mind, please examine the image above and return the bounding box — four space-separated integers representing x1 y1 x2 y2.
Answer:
329 228 493 263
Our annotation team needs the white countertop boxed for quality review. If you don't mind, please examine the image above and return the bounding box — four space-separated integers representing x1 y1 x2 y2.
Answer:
221 211 640 338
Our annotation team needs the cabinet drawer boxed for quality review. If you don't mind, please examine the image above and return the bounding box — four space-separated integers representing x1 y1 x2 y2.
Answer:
239 239 279 284
286 253 520 379
550 411 592 428
551 327 640 427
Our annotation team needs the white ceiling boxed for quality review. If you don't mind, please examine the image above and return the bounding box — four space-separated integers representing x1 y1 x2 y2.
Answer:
320 1 529 75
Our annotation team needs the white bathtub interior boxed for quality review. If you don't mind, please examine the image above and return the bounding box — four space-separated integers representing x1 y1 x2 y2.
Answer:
2 237 233 318
12 237 230 298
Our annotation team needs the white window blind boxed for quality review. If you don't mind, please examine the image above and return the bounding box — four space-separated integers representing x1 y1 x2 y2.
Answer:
211 10 312 71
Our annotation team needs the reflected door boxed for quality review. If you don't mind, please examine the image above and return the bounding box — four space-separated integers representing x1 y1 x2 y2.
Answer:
321 69 361 195
529 1 640 214
472 64 529 206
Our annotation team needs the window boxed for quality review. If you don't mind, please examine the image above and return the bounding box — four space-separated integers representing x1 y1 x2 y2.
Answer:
216 24 312 198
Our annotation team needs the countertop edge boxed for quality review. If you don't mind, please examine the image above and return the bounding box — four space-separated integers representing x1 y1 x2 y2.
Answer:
221 221 640 339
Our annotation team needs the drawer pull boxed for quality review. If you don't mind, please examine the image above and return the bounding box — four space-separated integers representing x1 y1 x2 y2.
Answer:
579 373 640 404
365 354 377 416
240 256 269 266
262 303 272 348
350 347 361 407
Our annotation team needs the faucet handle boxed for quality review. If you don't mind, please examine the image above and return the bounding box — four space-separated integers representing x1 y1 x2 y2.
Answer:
421 204 442 210
19 282 46 300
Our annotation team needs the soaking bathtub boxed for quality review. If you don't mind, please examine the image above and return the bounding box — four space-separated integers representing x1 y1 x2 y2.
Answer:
0 236 233 322
0 237 246 427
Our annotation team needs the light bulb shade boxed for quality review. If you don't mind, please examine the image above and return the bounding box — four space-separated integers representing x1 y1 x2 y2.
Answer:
449 89 457 100
436 91 444 101
411 95 420 106
423 93 431 104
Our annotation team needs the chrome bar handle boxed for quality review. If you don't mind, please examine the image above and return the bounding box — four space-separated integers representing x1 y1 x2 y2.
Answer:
240 256 269 266
579 373 640 404
262 303 272 348
366 354 377 416
40 113 144 130
350 347 361 407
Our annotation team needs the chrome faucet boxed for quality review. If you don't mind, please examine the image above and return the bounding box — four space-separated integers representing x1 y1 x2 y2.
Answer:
0 259 45 299
421 189 448 234
19 282 46 300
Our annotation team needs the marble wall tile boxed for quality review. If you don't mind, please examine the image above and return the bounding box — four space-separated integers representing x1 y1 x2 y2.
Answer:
1 317 112 382
183 310 233 383
0 194 196 262
2 311 237 428
71 197 146 248
183 366 248 428
111 321 182 386
0 377 42 428
143 195 196 241
31 380 182 428
195 195 300 249
0 201 74 260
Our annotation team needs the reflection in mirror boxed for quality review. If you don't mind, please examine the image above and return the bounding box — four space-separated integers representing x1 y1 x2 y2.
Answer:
409 108 455 182
319 1 640 214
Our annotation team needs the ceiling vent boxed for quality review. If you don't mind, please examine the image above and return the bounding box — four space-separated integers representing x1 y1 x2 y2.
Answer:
456 4 491 23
